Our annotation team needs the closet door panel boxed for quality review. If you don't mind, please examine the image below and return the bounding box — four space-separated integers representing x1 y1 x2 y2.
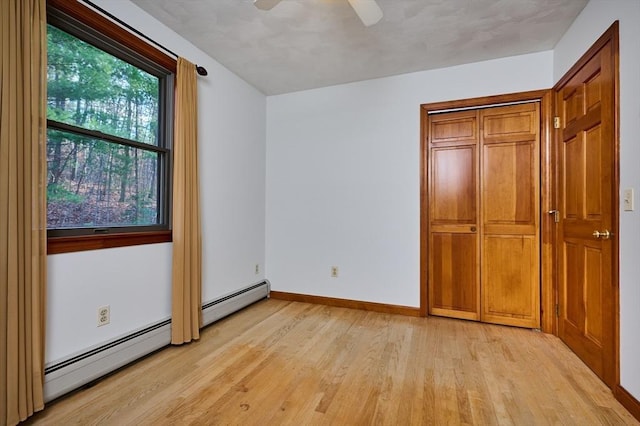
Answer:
430 110 478 146
430 146 477 224
428 110 480 320
429 233 479 319
481 235 539 327
483 141 537 235
427 104 541 328
480 103 540 328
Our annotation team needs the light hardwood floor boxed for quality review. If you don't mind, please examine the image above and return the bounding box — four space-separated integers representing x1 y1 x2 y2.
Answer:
27 299 638 425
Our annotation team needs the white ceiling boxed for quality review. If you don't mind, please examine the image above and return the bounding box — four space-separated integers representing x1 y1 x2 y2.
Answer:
130 0 588 95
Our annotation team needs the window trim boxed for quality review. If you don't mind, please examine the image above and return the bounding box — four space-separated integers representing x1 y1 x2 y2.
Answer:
47 230 172 255
47 0 176 254
47 0 176 73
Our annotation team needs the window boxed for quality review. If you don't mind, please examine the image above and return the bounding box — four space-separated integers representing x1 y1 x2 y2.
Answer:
46 1 176 253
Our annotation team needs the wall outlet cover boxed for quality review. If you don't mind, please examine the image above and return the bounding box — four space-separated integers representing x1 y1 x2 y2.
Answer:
97 305 110 327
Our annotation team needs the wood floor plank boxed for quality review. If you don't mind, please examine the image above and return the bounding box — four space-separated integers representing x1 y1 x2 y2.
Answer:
26 299 638 426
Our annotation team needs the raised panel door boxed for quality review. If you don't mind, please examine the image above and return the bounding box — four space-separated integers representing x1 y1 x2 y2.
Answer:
480 103 540 328
428 111 480 320
427 104 541 329
556 40 615 387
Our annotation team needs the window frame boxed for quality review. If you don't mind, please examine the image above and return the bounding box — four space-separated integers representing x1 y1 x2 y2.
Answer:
46 0 176 254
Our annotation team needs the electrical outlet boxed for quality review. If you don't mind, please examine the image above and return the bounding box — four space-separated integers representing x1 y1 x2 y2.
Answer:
331 266 339 278
97 305 110 327
255 263 260 275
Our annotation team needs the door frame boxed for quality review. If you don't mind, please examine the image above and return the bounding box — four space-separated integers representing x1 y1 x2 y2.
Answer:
419 89 556 333
553 22 620 389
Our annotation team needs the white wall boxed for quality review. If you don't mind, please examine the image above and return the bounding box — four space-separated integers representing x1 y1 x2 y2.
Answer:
553 0 640 400
46 0 266 363
46 0 639 403
266 51 553 307
47 244 172 361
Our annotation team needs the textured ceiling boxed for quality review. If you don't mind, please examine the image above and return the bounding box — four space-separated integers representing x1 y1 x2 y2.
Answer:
130 0 588 95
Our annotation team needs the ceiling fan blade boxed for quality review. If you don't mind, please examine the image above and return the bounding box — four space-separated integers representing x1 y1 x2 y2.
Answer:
347 0 383 27
253 0 282 11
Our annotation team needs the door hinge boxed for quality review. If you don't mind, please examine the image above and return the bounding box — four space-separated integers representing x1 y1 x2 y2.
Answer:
553 116 561 129
555 303 560 317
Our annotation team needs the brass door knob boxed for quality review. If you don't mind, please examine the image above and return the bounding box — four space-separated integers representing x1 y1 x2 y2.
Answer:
592 230 611 240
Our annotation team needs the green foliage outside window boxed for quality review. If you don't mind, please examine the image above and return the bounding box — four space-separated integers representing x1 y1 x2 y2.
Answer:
46 24 169 231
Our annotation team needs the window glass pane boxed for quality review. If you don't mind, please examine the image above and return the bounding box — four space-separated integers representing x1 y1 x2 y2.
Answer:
47 129 159 229
47 24 160 146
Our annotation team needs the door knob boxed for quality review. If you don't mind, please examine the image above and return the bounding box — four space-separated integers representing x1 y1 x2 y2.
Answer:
592 230 611 240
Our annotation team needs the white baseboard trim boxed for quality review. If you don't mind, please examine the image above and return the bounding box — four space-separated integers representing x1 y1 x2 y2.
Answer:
202 280 270 326
44 280 270 402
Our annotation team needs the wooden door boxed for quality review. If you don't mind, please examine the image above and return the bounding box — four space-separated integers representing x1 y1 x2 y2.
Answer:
428 110 480 320
555 30 617 387
480 103 540 328
427 104 541 327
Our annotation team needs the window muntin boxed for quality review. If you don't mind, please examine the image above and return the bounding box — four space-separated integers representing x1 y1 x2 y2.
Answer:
47 128 161 229
46 9 173 237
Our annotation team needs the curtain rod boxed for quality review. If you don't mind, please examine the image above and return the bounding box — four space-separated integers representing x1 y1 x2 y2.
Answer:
80 0 208 76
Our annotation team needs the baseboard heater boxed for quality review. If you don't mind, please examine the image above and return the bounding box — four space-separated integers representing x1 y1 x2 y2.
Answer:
43 280 270 402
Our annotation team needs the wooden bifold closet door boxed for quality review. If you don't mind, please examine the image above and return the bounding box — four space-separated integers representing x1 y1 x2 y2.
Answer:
427 103 540 328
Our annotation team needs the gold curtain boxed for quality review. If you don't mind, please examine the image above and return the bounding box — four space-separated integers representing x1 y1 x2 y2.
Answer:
0 0 48 424
171 58 202 344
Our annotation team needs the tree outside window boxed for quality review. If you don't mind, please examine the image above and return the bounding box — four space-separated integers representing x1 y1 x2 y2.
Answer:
46 10 173 241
